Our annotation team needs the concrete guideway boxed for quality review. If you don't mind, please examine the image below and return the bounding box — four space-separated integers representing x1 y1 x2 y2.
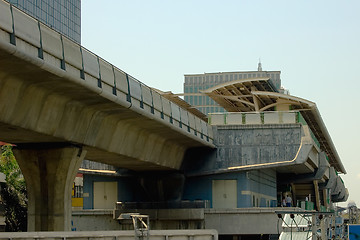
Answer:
0 0 214 231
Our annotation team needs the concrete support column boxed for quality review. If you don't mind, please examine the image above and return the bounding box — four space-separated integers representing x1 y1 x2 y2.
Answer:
290 183 297 207
322 189 328 209
320 218 326 240
311 214 317 240
13 146 87 231
313 180 320 211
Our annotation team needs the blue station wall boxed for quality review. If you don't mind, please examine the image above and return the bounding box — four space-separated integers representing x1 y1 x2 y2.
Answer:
183 169 277 208
83 174 137 209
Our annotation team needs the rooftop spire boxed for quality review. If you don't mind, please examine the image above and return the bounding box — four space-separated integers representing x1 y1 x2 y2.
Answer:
257 58 262 71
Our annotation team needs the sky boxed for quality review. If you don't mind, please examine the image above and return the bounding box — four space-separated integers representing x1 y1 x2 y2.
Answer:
81 1 360 207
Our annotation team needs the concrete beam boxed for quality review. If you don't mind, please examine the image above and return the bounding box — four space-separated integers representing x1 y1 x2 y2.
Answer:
0 72 188 170
13 147 86 231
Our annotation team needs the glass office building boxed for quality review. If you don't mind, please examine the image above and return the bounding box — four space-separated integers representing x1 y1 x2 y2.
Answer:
5 0 81 43
184 68 281 115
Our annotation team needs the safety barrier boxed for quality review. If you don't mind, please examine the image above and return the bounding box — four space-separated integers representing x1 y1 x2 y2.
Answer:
0 230 218 240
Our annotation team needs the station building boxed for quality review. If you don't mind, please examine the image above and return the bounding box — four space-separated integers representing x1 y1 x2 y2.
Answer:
0 0 347 237
75 67 348 239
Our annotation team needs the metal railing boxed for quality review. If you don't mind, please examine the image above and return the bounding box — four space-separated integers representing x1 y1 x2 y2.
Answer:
115 200 210 210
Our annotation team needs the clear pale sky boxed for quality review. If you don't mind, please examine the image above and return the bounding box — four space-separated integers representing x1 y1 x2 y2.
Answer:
81 1 360 207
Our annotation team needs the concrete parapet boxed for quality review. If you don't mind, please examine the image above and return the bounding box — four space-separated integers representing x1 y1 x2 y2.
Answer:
0 229 218 240
204 208 289 235
114 209 205 221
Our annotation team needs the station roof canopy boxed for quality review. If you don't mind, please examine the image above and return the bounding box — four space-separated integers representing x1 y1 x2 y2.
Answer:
201 77 346 174
201 77 278 112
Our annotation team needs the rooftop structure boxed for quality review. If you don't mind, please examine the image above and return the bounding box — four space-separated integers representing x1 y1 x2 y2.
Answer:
183 64 281 115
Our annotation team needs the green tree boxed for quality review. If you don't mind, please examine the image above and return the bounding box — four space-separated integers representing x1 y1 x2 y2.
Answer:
0 145 27 232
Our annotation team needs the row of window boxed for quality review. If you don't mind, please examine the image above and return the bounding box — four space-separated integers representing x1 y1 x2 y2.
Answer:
6 0 81 43
252 195 272 207
185 72 280 84
184 95 216 106
9 0 80 9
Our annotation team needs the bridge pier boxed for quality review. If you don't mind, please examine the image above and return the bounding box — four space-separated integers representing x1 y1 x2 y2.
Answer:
13 146 86 231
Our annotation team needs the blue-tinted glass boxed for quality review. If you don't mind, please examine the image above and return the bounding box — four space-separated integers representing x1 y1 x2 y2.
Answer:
5 0 81 43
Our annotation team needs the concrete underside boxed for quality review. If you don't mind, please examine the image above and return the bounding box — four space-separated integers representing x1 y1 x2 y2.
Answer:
0 50 204 171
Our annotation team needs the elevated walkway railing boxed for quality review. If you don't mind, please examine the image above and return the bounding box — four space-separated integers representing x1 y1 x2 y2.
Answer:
116 200 210 210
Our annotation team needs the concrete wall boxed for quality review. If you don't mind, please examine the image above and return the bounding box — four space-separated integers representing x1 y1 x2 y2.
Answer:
83 174 137 209
182 124 302 176
83 172 186 209
0 229 218 240
71 208 284 235
114 209 206 230
215 124 302 167
72 210 120 231
204 208 283 235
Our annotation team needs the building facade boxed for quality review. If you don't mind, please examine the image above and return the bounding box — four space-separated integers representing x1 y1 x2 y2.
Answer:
184 63 281 115
5 0 81 43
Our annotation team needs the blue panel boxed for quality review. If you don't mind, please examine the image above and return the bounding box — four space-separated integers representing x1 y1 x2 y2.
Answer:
183 177 212 205
82 174 93 209
82 174 137 209
182 170 276 209
349 225 360 240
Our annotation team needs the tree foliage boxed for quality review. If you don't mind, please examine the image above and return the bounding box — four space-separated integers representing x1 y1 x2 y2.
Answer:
0 145 27 232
